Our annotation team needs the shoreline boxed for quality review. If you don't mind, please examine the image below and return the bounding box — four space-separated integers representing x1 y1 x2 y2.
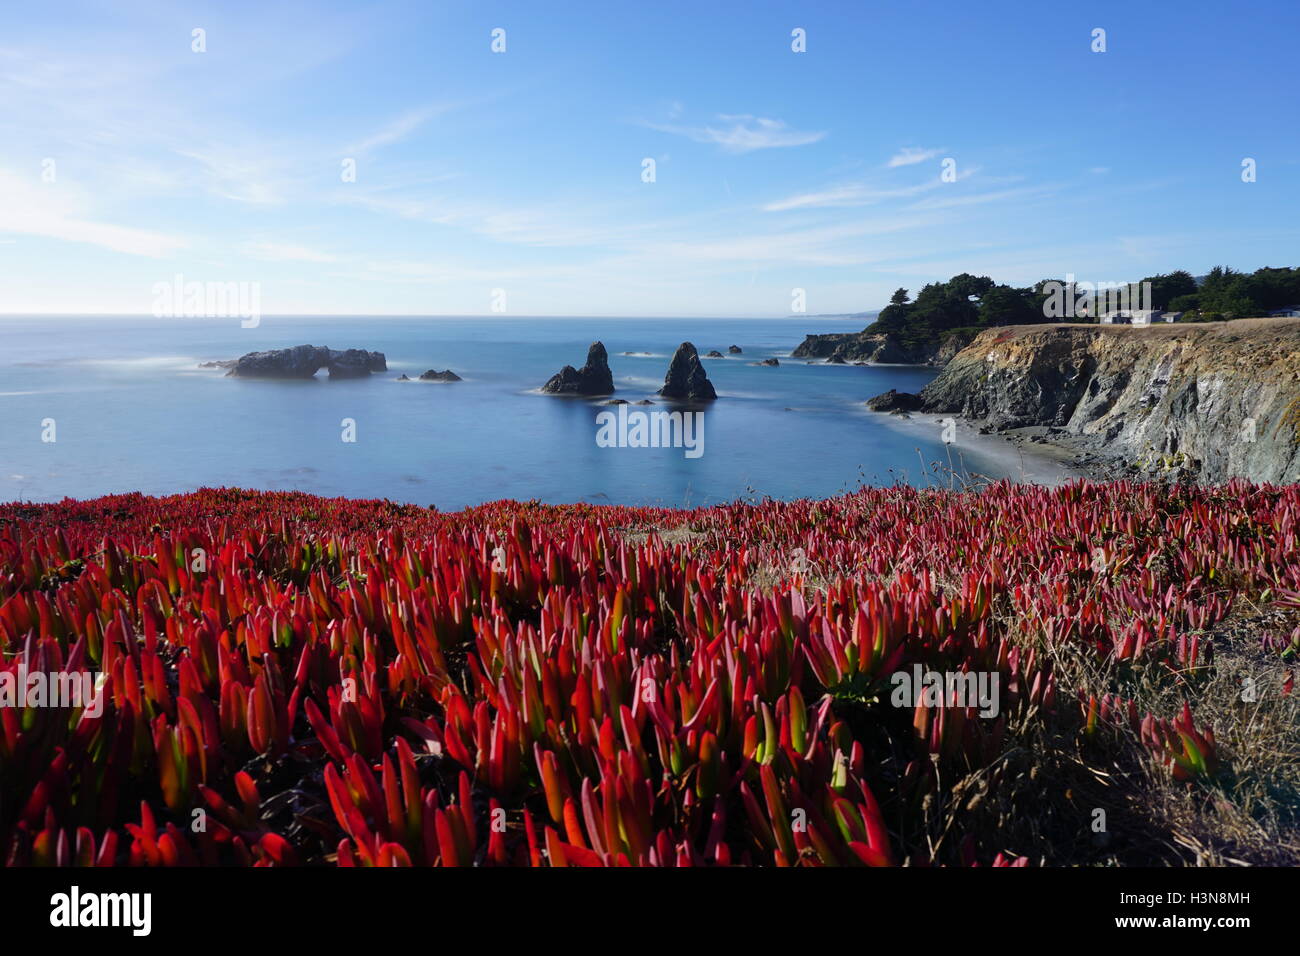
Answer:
865 407 1088 487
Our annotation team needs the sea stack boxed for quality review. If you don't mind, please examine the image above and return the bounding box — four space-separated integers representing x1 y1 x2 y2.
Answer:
658 342 717 401
419 369 462 382
541 341 615 396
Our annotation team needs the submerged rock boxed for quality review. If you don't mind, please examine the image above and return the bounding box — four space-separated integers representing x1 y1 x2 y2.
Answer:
658 342 717 401
226 345 387 379
418 369 462 382
396 374 410 381
756 358 780 367
541 342 615 396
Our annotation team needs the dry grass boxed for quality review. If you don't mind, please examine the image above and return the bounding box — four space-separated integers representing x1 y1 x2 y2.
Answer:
919 603 1300 866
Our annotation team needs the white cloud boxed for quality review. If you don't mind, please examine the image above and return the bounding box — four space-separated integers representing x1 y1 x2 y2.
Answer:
887 147 944 168
646 114 825 152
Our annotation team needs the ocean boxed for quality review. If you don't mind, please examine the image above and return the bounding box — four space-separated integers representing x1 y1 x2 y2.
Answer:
0 315 1067 508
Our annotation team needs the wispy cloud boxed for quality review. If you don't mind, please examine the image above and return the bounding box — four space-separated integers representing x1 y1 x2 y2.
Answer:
239 240 339 263
887 146 944 168
627 215 944 267
0 168 187 257
343 105 451 155
764 180 943 212
336 188 671 249
172 148 287 205
909 184 1057 211
645 114 825 152
764 164 980 212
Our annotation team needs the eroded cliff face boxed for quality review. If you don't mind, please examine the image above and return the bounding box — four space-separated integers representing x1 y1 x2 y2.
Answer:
918 318 1300 483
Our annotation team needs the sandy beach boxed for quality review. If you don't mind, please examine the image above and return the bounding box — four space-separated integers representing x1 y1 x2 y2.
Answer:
865 408 1084 487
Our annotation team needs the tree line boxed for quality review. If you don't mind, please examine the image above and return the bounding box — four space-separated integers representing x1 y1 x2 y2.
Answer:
869 266 1300 349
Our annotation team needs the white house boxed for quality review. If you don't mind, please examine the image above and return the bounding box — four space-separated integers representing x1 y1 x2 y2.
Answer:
1101 309 1175 325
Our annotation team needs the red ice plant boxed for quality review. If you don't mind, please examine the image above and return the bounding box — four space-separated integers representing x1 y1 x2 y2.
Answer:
1 480 1294 866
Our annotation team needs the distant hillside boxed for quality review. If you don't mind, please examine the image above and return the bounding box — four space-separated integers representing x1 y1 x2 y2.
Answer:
791 311 879 321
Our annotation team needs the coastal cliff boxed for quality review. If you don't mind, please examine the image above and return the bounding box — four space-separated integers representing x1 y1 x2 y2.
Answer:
913 318 1300 483
792 328 976 365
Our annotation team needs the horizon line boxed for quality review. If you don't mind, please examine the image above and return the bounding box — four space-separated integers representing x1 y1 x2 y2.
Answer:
0 311 877 321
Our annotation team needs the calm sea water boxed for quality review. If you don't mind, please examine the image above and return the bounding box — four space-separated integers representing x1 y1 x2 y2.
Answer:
0 316 1060 508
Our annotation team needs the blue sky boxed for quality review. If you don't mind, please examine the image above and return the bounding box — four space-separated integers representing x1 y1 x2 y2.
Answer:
2 0 1299 317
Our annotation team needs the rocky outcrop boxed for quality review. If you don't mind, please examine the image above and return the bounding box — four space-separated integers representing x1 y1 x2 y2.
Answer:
793 329 978 366
658 342 717 402
728 345 743 354
909 318 1300 483
328 348 389 379
541 342 615 396
227 346 328 378
225 345 386 379
705 350 724 358
866 389 923 413
419 369 462 382
756 358 779 367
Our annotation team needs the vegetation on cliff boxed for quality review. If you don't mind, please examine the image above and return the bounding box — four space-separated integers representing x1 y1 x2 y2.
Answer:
1170 265 1300 321
799 266 1300 363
